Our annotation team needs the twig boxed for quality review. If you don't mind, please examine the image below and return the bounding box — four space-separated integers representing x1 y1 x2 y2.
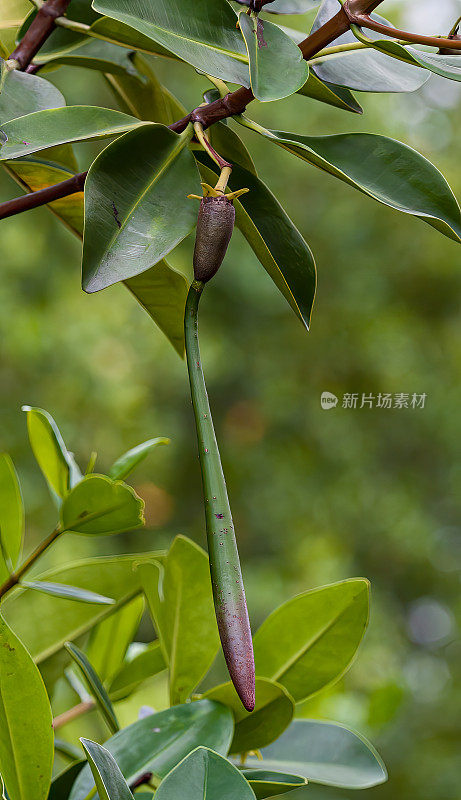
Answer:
52 700 95 730
0 172 86 220
345 7 461 50
9 0 73 70
0 526 62 600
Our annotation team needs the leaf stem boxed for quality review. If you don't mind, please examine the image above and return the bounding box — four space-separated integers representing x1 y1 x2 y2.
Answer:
184 282 255 712
0 526 62 601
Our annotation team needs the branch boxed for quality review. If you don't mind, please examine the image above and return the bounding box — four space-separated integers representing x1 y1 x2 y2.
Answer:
9 0 73 70
345 4 461 50
1 0 386 215
52 700 94 730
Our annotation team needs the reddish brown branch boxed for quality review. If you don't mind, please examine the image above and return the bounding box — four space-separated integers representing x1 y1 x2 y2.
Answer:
0 172 86 220
9 0 73 70
348 9 461 50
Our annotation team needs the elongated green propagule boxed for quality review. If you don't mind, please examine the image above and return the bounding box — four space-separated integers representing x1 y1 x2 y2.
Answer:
185 279 255 712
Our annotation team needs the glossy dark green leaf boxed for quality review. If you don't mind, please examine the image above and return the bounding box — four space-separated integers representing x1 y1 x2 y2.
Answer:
109 640 167 701
3 149 84 236
0 57 64 124
82 124 200 292
92 0 250 86
89 16 177 59
60 474 144 534
65 643 118 733
48 761 85 800
0 614 53 800
22 406 79 498
138 535 219 704
298 71 362 114
125 260 189 358
21 580 115 605
253 579 369 701
238 11 308 101
242 769 306 799
104 52 187 124
238 118 461 244
155 747 256 800
0 106 143 160
0 453 23 581
208 121 257 176
204 677 294 754
309 1 428 92
81 739 133 800
108 437 170 481
196 152 316 329
244 720 387 789
1 552 165 662
69 700 234 800
86 596 145 683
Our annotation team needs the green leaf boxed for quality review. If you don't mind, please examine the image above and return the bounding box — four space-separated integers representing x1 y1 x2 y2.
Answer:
208 119 257 176
138 535 220 705
0 57 65 124
0 106 143 160
86 595 145 684
254 0 320 12
196 152 316 329
0 454 23 580
80 739 133 800
69 700 234 799
35 38 138 74
0 614 53 800
242 769 306 799
1 551 165 662
253 579 369 702
298 71 362 114
104 52 187 124
309 2 428 92
244 719 387 789
16 0 100 58
238 11 308 102
204 677 294 754
155 747 256 800
60 474 144 534
48 762 85 800
92 0 250 86
3 150 84 236
65 642 119 733
238 119 461 244
109 640 167 701
361 38 461 83
22 406 78 498
82 124 200 293
108 437 170 481
125 261 189 358
21 580 115 605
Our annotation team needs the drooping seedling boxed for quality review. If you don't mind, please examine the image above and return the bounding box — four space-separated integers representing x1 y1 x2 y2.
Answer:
186 127 254 711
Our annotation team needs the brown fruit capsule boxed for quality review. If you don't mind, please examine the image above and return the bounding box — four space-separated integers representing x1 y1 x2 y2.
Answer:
193 195 235 284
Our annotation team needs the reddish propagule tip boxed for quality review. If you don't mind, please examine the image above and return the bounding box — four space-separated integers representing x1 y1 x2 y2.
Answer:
219 602 256 712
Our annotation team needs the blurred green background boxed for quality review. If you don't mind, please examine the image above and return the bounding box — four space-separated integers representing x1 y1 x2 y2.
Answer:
0 1 460 799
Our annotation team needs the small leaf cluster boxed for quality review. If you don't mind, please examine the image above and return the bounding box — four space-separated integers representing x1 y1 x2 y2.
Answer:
0 408 385 799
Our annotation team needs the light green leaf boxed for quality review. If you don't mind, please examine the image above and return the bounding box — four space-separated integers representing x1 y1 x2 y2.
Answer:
361 38 461 83
82 124 200 293
310 1 428 92
196 152 316 329
22 406 78 498
35 38 138 74
1 551 165 663
253 0 320 12
109 640 167 701
21 580 115 605
125 261 189 358
65 642 119 734
81 739 133 800
238 118 461 244
86 595 145 684
156 747 256 800
69 700 234 799
244 719 387 789
0 57 65 124
242 769 306 799
138 535 220 705
238 11 308 102
0 106 143 160
104 52 187 124
92 0 250 86
0 614 53 800
60 474 144 534
298 71 362 114
253 579 369 702
0 454 23 580
204 677 294 754
108 437 170 481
